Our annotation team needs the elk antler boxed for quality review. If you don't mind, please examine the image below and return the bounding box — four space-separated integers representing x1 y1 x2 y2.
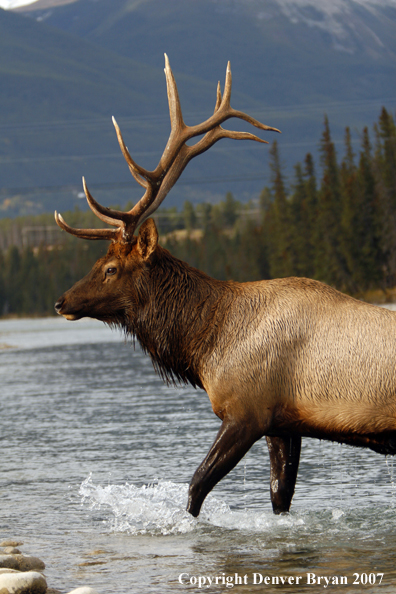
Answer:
55 54 280 243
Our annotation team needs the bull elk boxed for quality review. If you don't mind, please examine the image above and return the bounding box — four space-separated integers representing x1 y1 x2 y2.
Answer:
55 55 396 517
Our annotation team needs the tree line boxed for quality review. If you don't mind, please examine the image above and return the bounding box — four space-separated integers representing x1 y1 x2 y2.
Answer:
0 107 395 317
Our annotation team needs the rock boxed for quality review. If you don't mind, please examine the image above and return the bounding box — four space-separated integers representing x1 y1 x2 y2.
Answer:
0 543 23 549
0 570 47 593
0 570 19 575
0 555 44 572
65 589 100 594
12 556 45 572
1 550 21 556
0 557 18 571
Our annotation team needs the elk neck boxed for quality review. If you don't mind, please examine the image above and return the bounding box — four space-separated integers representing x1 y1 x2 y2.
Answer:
124 245 234 389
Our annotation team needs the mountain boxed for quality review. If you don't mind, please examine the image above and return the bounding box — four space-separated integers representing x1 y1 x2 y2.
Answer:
1 0 395 217
22 0 395 103
0 5 250 216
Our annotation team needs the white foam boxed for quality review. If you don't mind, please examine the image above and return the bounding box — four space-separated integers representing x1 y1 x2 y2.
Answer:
79 475 308 536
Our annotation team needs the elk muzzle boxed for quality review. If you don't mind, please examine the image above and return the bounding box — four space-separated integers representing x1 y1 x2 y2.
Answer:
54 294 83 321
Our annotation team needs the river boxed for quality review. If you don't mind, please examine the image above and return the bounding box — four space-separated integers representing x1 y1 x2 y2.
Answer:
1 317 396 592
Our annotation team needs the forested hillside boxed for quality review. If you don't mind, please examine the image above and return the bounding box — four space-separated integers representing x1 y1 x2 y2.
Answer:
0 109 395 316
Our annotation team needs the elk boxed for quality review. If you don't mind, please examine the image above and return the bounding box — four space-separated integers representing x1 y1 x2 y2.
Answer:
55 55 396 517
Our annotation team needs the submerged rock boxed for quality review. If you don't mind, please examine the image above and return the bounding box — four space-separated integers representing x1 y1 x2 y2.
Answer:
0 554 45 572
1 548 22 555
0 555 19 570
13 555 45 572
0 570 47 593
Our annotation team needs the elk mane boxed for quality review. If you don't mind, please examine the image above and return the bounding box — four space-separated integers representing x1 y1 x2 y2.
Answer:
123 247 230 387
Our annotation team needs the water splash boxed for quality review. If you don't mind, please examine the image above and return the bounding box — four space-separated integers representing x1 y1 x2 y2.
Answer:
79 474 230 535
79 475 308 536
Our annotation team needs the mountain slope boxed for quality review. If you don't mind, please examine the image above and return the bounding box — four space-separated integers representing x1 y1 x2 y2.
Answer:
1 0 395 217
1 6 269 216
20 0 395 105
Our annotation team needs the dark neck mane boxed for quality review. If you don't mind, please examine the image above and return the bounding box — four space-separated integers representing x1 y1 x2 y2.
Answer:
124 247 231 388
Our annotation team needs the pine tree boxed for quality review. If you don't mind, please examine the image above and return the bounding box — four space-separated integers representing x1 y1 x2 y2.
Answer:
339 126 360 291
374 108 396 285
265 140 293 278
315 116 347 288
222 192 239 227
182 201 197 231
289 156 317 278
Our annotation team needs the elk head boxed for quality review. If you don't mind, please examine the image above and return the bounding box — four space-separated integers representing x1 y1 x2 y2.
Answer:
54 55 280 323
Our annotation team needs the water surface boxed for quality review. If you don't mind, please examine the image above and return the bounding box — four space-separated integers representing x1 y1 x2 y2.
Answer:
1 317 396 592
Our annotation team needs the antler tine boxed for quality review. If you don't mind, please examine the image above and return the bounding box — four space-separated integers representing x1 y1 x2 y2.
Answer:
214 81 222 113
221 61 232 109
83 177 147 242
164 53 185 132
192 128 270 155
117 54 186 229
178 62 281 141
54 211 119 241
112 117 152 189
54 177 136 242
228 109 281 134
83 177 127 226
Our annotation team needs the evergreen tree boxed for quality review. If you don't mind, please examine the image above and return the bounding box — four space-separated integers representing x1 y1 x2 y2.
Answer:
265 140 293 278
221 192 239 227
374 108 396 285
357 127 384 289
233 219 270 281
196 202 213 230
339 126 361 291
315 115 347 288
289 156 317 278
303 153 319 276
182 201 197 231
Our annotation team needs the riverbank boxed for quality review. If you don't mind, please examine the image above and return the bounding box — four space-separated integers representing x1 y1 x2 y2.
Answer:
0 540 100 594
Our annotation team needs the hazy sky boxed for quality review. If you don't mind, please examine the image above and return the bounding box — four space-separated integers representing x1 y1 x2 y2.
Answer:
2 0 396 10
0 0 36 8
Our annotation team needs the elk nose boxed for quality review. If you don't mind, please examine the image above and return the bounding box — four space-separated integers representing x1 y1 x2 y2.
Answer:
54 297 64 314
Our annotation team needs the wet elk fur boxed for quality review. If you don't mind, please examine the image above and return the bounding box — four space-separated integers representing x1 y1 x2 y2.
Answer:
55 56 396 517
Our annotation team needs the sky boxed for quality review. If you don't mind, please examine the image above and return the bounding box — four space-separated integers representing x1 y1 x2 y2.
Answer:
2 0 396 9
0 0 36 8
2 0 396 6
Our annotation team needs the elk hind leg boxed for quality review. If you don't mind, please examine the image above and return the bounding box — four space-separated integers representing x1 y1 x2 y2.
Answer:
266 435 301 514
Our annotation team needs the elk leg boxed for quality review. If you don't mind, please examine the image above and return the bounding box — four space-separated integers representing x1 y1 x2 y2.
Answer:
187 419 261 517
266 435 301 514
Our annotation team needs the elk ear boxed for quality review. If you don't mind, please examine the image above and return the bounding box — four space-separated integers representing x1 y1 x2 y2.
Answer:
137 218 159 260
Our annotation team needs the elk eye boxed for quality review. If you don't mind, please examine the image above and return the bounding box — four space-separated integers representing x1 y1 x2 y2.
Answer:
106 267 117 276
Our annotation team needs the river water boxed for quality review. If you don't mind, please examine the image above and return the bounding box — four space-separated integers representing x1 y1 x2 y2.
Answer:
1 317 396 593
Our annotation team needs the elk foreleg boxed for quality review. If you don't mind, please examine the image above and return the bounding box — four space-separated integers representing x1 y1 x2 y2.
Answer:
266 435 301 514
187 419 261 517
